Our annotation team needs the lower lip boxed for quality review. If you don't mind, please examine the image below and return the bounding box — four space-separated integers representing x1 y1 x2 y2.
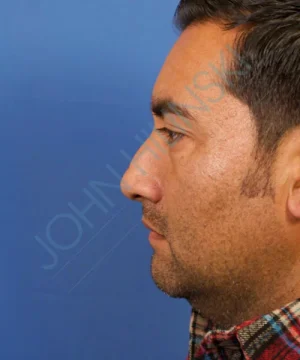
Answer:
149 231 165 242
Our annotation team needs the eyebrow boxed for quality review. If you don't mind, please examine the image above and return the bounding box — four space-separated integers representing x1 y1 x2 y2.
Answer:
151 96 197 126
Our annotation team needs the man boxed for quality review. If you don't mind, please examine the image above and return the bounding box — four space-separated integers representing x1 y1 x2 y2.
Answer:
121 0 300 359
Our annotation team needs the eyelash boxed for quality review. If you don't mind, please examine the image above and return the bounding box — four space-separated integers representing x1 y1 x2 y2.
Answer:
156 127 185 146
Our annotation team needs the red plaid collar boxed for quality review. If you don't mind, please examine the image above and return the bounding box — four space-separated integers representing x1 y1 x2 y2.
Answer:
187 298 300 359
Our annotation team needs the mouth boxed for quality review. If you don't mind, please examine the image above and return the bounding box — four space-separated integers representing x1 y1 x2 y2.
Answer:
142 218 166 242
142 218 162 234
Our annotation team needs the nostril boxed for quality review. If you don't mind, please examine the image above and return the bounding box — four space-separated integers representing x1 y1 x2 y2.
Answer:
132 194 142 201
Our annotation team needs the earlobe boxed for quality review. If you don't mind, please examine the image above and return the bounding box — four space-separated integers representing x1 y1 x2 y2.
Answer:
287 180 300 219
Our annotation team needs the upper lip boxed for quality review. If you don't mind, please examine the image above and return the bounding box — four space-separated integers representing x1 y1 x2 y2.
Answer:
142 219 162 235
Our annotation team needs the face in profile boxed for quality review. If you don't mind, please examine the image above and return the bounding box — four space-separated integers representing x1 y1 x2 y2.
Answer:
121 21 300 327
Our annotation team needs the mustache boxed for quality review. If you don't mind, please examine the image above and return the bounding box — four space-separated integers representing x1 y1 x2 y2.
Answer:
142 206 168 235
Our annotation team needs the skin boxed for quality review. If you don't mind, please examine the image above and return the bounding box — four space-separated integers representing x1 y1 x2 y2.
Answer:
120 21 300 329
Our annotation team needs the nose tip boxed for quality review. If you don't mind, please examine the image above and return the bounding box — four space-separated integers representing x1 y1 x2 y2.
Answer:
120 175 132 198
120 167 162 203
120 169 142 201
120 137 163 203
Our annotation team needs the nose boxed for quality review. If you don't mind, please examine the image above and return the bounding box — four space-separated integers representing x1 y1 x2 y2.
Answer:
120 137 163 203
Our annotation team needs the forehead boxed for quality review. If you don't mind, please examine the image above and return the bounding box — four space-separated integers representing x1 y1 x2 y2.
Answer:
153 23 236 96
153 22 239 108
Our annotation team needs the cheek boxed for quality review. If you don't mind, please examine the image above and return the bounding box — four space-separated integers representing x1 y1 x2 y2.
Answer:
165 151 246 235
167 153 223 204
165 166 209 241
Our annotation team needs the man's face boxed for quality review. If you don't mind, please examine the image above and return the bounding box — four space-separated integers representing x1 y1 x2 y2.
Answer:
121 22 295 326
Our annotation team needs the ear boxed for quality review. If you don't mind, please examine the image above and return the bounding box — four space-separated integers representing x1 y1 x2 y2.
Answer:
287 179 300 219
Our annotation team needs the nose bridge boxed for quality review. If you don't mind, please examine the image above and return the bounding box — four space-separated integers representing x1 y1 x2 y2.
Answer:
120 133 166 199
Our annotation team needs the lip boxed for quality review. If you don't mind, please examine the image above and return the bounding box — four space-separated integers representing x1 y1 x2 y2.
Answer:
148 230 165 242
142 218 163 236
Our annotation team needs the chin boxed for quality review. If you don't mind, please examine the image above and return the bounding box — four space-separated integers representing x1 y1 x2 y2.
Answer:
153 278 187 298
150 254 190 299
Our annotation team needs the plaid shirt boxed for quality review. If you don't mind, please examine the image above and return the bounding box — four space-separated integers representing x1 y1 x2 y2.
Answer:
187 298 300 359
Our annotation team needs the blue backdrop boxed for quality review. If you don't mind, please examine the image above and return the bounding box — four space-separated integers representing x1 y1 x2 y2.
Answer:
1 1 191 359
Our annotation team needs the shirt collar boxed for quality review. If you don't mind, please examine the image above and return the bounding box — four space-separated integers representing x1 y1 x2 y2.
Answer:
188 298 300 359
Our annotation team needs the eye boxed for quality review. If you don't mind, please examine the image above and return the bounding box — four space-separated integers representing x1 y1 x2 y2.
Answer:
155 127 185 146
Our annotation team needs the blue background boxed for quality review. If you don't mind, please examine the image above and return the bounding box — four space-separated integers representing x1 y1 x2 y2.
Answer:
2 1 190 359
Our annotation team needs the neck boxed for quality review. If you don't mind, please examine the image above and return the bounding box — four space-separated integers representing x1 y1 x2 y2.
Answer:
188 262 300 329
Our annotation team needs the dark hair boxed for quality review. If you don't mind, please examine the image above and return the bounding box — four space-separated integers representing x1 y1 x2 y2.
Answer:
174 0 300 157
